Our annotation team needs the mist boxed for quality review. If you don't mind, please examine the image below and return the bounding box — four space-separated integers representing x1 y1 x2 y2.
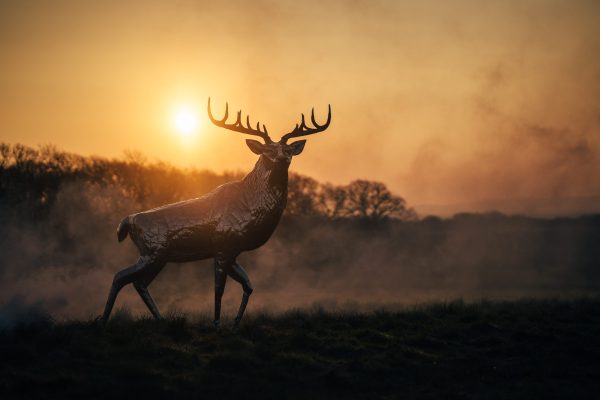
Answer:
1 177 598 326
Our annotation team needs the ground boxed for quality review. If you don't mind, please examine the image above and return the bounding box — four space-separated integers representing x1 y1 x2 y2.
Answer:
1 298 600 399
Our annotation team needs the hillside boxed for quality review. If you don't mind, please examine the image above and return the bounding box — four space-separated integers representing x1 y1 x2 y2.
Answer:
1 299 599 399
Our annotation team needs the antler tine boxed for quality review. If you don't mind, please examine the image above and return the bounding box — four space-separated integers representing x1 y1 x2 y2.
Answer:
281 104 332 143
208 97 229 124
207 97 272 143
310 108 318 127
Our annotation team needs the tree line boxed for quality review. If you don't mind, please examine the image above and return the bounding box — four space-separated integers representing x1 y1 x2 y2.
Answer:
0 143 417 221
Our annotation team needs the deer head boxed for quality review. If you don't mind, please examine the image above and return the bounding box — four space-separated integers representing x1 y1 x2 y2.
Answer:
208 98 331 164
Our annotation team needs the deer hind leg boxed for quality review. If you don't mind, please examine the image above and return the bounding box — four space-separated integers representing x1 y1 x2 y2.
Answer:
228 261 253 326
133 261 165 320
102 256 159 324
213 254 231 329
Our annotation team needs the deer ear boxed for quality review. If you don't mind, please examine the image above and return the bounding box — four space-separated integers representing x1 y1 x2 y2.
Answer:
246 139 267 155
289 140 306 156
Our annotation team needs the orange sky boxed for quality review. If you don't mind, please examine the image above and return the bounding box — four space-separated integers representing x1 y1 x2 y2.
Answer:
1 0 599 214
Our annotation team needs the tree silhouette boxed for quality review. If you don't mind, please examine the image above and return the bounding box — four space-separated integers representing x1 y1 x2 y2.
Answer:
0 142 417 222
343 180 417 221
318 183 347 218
286 173 320 216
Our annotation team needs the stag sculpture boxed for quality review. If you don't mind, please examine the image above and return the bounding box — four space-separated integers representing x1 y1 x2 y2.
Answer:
102 98 331 327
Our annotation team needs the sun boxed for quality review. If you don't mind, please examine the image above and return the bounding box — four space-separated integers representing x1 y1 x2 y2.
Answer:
172 106 199 138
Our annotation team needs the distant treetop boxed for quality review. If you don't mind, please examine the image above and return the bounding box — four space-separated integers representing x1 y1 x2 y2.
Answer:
0 142 416 221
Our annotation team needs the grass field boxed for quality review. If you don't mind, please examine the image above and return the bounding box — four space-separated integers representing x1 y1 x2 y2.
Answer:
1 298 599 399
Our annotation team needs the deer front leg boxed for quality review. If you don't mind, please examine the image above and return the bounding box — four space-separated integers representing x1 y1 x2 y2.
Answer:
213 254 231 329
228 261 253 326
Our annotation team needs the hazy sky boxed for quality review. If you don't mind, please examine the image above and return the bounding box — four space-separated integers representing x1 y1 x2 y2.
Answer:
1 0 599 212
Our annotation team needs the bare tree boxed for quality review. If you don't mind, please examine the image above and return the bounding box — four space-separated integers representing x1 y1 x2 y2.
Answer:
318 183 348 218
0 143 10 170
343 180 417 221
287 173 320 216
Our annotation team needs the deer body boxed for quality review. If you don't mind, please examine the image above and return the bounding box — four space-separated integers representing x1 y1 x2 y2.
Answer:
102 98 330 327
121 155 288 262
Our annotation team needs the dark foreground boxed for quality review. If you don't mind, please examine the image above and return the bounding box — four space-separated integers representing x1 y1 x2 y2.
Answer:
1 299 600 399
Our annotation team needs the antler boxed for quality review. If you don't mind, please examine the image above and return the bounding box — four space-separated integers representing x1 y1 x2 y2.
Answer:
208 97 273 143
280 105 331 143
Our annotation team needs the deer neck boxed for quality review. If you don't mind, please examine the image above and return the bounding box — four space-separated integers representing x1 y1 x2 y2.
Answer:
242 155 289 208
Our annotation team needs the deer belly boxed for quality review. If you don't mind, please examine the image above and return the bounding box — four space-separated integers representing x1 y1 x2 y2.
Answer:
164 225 215 256
214 211 280 252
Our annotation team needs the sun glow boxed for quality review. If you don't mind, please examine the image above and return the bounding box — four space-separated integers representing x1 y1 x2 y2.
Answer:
173 106 199 139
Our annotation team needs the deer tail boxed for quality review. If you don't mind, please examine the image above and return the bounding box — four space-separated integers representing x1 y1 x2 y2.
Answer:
117 216 130 242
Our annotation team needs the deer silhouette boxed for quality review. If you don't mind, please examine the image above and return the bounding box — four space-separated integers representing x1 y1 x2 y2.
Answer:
102 98 331 327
